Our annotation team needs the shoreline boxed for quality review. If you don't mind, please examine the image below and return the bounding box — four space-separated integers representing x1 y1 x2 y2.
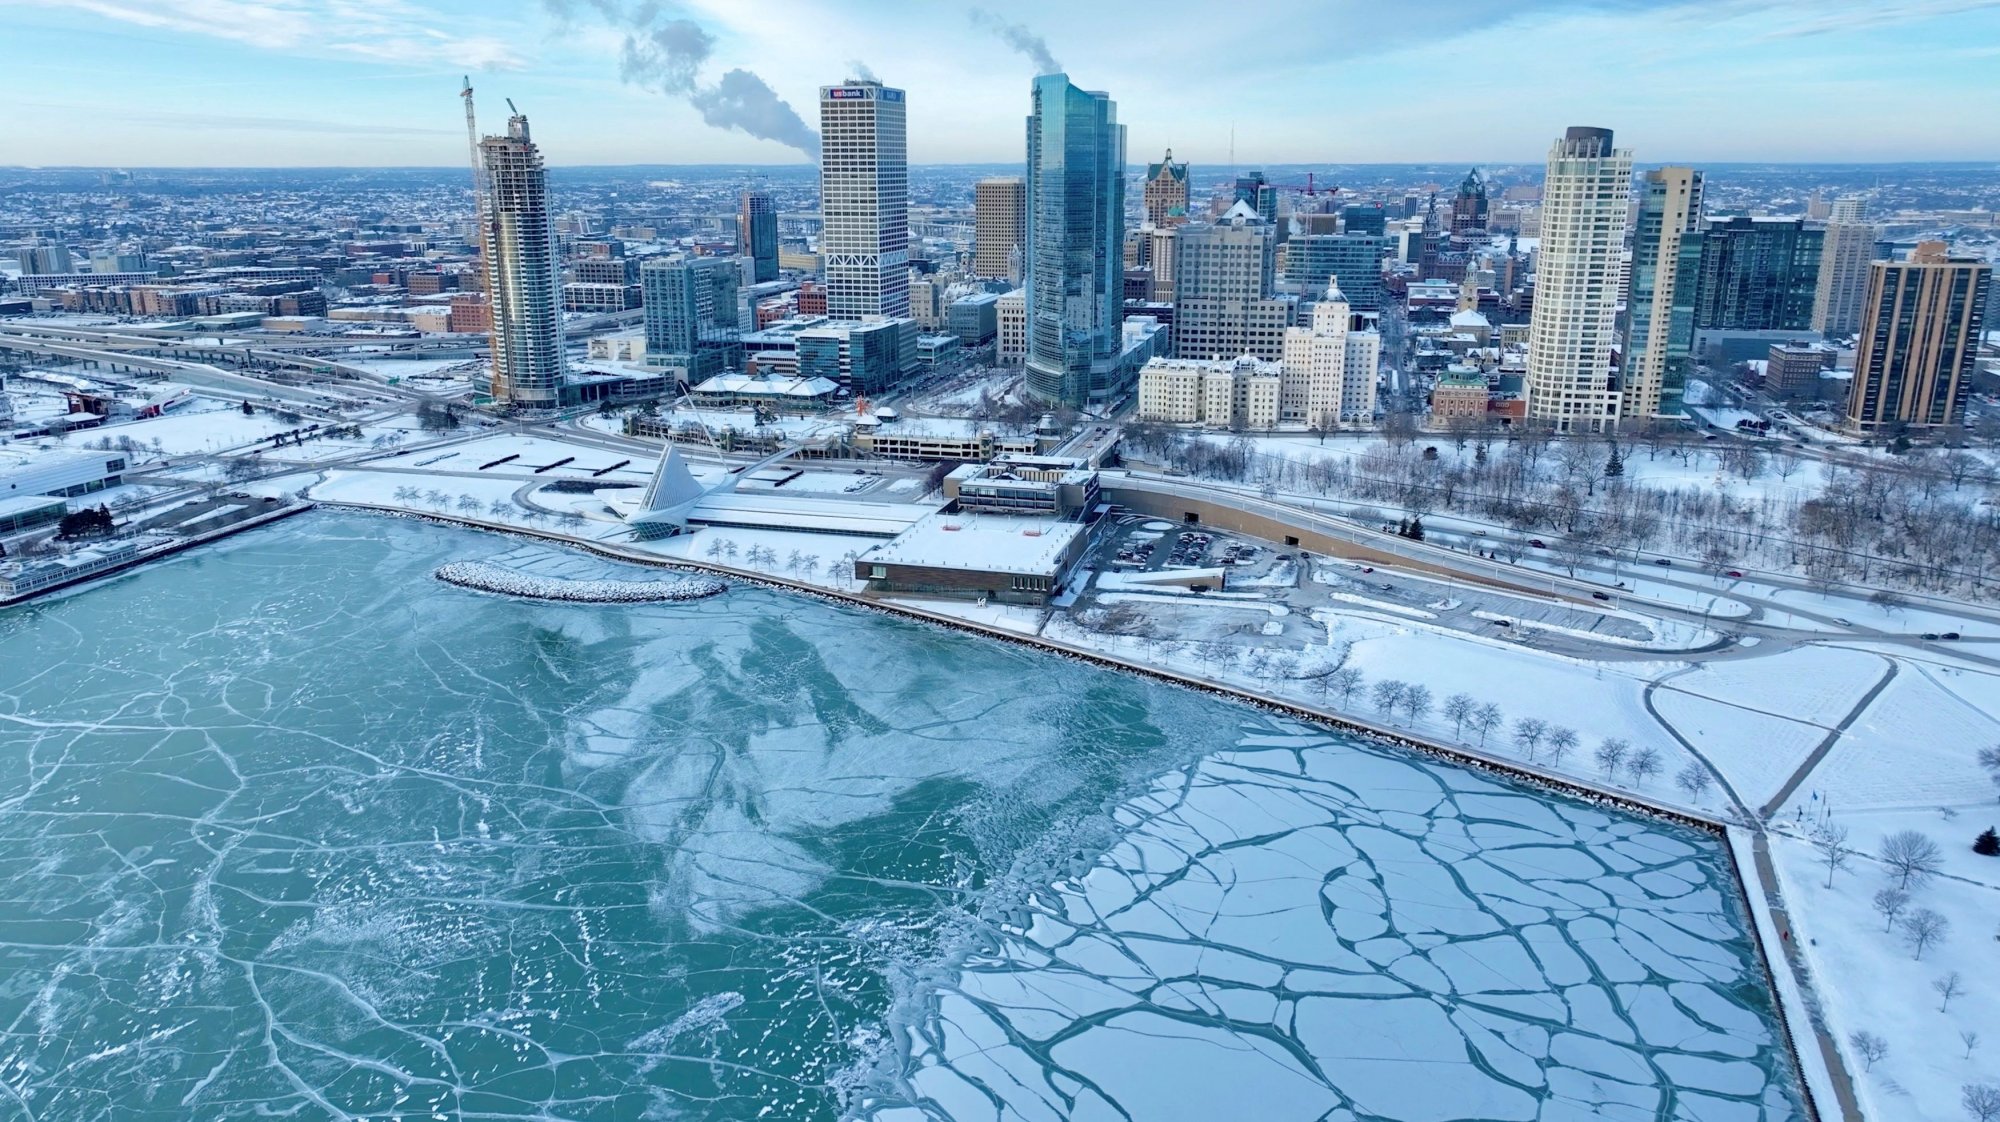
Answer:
30 498 1829 1121
0 500 314 609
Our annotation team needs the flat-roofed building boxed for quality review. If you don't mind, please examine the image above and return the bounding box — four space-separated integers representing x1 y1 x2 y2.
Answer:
854 509 1090 605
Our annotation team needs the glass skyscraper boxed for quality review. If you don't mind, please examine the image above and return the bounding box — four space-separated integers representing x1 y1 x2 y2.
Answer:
1023 74 1126 407
641 256 741 385
1622 167 1704 421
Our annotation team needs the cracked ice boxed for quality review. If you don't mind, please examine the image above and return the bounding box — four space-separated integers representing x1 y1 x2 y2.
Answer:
0 515 1800 1121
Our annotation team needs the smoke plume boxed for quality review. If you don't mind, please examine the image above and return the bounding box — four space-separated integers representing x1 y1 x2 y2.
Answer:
543 1 818 160
969 9 1061 73
847 59 878 82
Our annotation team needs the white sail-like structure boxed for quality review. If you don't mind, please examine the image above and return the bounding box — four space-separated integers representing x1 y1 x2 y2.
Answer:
624 442 709 537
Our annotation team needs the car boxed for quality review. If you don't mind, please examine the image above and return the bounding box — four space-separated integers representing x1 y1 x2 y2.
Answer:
1654 558 1672 566
1529 539 1546 549
1923 632 1941 641
1724 569 1744 578
1591 591 1611 601
1361 566 1374 574
1944 632 1962 640
1493 619 1512 627
1380 583 1394 591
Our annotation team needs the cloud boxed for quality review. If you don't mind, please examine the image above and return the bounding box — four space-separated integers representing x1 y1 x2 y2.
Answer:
847 59 877 83
541 0 818 159
9 0 525 69
968 9 1060 74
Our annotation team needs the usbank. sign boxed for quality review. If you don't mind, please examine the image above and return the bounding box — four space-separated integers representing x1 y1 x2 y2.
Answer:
827 87 903 101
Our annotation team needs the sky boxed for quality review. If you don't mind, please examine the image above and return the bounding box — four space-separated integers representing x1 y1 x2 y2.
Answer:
5 0 2000 167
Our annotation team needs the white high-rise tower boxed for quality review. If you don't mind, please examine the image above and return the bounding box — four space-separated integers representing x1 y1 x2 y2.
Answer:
1525 126 1632 433
474 102 564 408
818 80 909 320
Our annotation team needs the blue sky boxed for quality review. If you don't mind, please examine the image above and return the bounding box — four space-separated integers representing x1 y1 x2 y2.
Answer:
6 0 2000 167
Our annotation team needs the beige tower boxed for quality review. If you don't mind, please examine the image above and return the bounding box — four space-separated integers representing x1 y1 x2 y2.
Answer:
1845 242 1991 432
1813 198 1875 338
974 176 1025 281
1525 126 1632 433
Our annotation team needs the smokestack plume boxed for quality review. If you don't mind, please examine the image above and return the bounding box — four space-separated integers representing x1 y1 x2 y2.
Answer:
544 1 818 160
969 9 1060 74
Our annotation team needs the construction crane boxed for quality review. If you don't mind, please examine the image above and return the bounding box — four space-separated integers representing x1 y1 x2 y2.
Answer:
460 77 488 210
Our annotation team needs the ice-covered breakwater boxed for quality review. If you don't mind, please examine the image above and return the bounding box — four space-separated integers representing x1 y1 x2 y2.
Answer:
434 559 726 602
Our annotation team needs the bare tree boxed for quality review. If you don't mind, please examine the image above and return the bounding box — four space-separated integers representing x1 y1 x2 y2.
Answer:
1962 1030 1982 1061
1902 907 1950 960
1882 830 1944 890
1401 684 1434 728
1594 737 1630 780
1470 703 1503 747
1675 762 1713 801
1816 824 1854 888
1978 744 2000 800
1873 886 1910 932
1328 666 1364 706
487 497 511 518
1545 726 1579 768
456 494 482 515
1934 970 1965 1012
1848 1030 1889 1072
1628 746 1663 788
1514 717 1548 761
1373 679 1408 715
1443 693 1477 737
1965 1083 2000 1122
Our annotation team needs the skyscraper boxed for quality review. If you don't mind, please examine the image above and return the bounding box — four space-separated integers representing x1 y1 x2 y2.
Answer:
974 176 1026 280
1023 73 1126 407
477 111 564 408
1845 242 1991 433
1143 149 1189 227
739 190 778 284
1234 171 1278 225
1174 201 1290 362
16 241 73 274
1621 167 1704 421
641 256 742 385
1285 233 1393 312
1692 216 1824 334
1813 198 1875 338
1449 170 1489 238
819 79 909 319
1524 126 1632 434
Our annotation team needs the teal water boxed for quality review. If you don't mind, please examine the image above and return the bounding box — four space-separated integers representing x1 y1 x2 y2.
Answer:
0 514 1801 1121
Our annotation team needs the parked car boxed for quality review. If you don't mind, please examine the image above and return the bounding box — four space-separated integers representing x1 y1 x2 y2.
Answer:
1529 539 1546 549
1592 591 1611 601
1724 569 1744 578
1654 558 1672 566
1943 632 1962 640
1922 633 1940 641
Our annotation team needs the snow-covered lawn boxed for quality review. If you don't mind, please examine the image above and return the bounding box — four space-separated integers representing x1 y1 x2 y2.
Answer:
1778 664 2000 816
1771 831 2000 1122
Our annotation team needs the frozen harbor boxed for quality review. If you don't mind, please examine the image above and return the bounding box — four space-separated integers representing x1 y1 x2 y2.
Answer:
0 513 1801 1120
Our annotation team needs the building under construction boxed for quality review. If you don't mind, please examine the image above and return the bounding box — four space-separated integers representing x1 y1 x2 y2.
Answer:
463 80 564 409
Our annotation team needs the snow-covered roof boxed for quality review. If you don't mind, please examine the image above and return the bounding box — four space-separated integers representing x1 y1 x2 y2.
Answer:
859 511 1083 576
692 493 927 538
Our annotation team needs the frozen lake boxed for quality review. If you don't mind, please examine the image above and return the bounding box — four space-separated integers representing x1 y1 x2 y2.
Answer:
0 514 1802 1120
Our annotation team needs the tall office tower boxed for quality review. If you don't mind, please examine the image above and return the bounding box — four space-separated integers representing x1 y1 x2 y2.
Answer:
1174 202 1290 362
1620 167 1704 422
1023 73 1126 406
1342 205 1388 237
1845 241 1990 432
1234 171 1278 224
1524 126 1632 433
1692 216 1824 334
1450 170 1489 238
1146 226 1180 303
1813 198 1875 338
974 176 1027 280
1143 149 1190 227
739 190 778 283
16 241 73 274
477 111 564 407
1285 233 1393 311
641 256 742 384
819 79 909 319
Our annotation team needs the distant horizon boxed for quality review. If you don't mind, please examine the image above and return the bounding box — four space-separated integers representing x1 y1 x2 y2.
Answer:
7 160 2000 174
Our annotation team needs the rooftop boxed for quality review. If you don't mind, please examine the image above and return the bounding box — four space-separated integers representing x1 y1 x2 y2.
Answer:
860 510 1084 576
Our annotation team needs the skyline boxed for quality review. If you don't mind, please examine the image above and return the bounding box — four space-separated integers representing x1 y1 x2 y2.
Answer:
3 0 1999 167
